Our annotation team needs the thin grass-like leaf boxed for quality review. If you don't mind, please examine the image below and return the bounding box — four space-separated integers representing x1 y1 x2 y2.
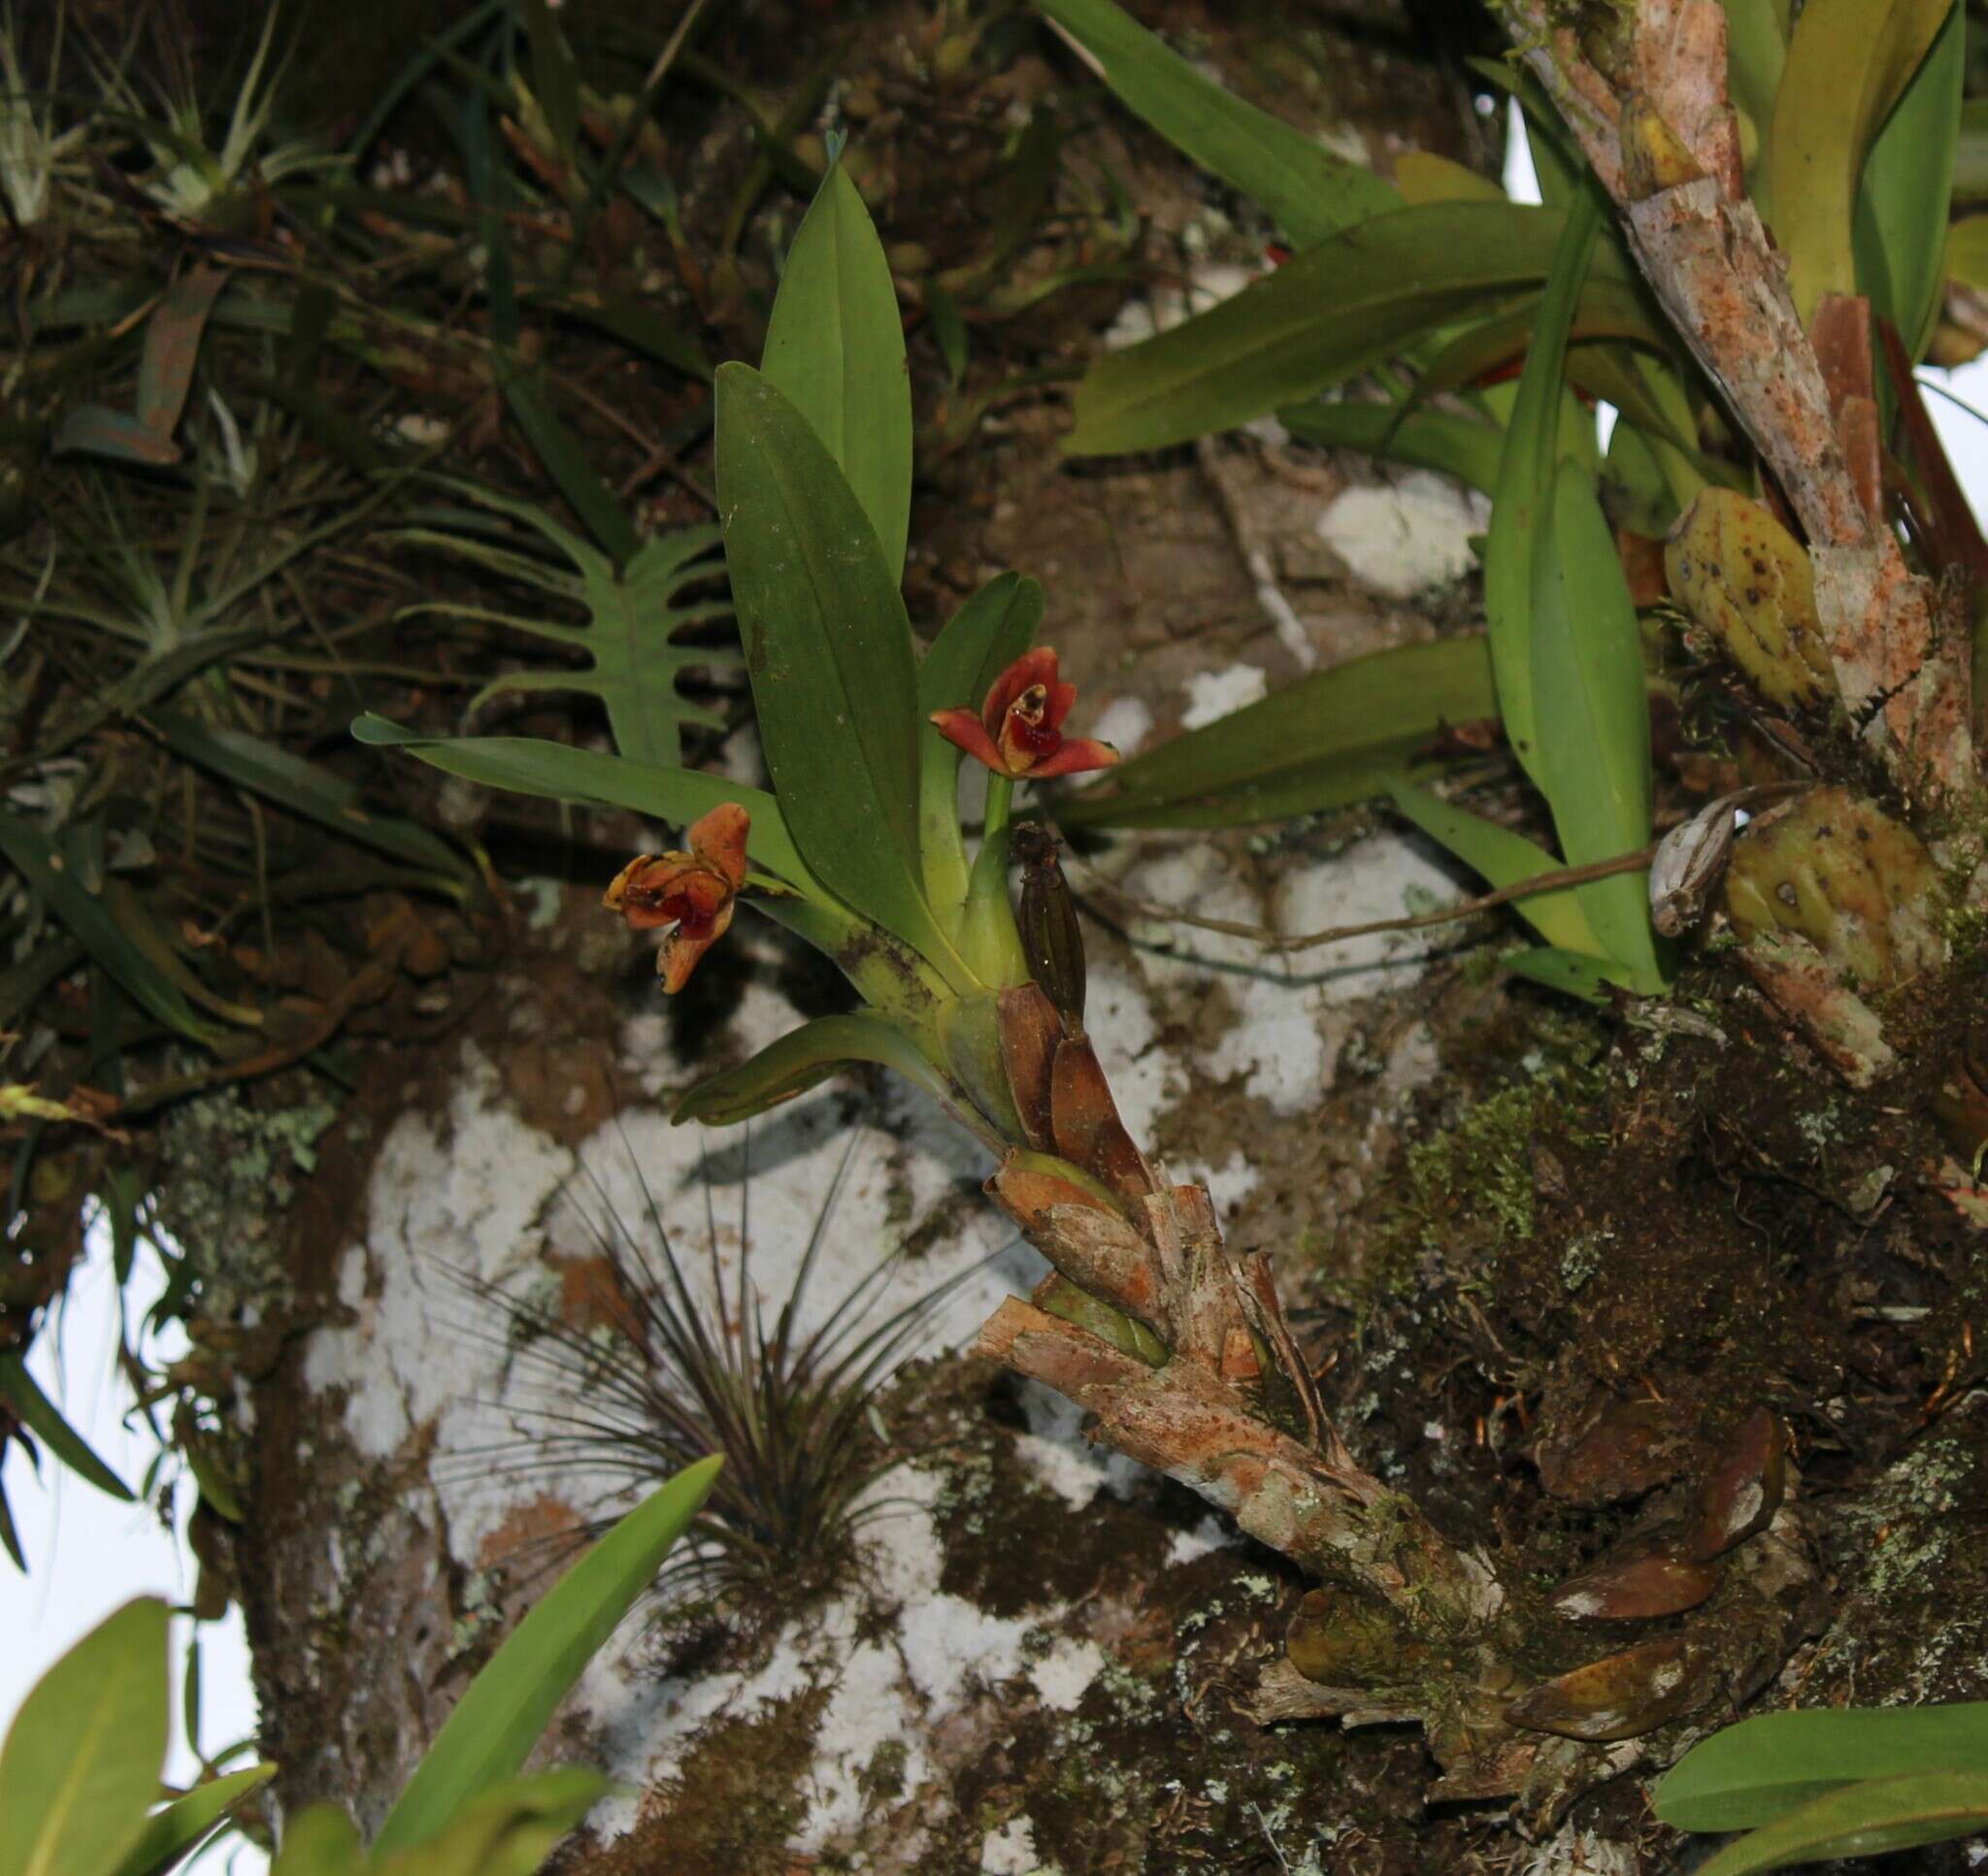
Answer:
108 1763 277 1876
0 1351 134 1501
1691 1769 1988 1874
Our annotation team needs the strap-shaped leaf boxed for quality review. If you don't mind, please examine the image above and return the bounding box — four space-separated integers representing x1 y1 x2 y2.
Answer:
109 1763 277 1876
146 710 473 885
376 1770 608 1876
1032 0 1398 247
914 574 1044 919
1280 399 1506 496
1065 201 1617 458
1384 774 1602 957
1484 188 1602 791
714 365 973 985
265 1805 362 1876
0 1598 168 1876
1061 637 1498 830
1658 1701 1988 1832
763 163 912 582
371 1458 720 1857
1532 460 1663 990
0 811 228 1048
1692 1768 1988 1874
1856 0 1964 364
349 716 827 900
0 1352 133 1501
492 357 642 565
674 1011 951 1126
1765 0 1954 324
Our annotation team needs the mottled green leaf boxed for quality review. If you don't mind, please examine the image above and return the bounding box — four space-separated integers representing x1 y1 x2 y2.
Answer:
371 1459 720 1858
1060 637 1498 830
763 163 912 580
0 1598 168 1876
1032 0 1398 247
137 269 226 440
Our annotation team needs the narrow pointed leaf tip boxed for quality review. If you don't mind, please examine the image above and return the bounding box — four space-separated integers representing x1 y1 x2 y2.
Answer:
928 647 1119 780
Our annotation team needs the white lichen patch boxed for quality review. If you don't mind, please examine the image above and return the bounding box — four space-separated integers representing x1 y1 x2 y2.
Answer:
1314 471 1489 601
1179 663 1268 731
1103 262 1264 350
980 1815 1052 1875
1030 1637 1106 1711
581 1466 1045 1855
1090 694 1155 760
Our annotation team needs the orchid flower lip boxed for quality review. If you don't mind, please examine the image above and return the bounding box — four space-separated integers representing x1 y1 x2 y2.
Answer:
929 646 1120 781
603 802 751 991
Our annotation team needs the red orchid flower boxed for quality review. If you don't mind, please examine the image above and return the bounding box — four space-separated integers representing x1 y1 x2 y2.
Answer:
928 647 1119 782
603 803 750 993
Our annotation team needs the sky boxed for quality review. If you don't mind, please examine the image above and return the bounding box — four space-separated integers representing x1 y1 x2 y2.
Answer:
5 103 1988 1876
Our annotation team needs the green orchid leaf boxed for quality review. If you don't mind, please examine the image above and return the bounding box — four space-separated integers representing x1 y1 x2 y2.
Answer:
1383 774 1603 957
1692 1769 1988 1874
1066 202 1622 458
0 1598 169 1876
0 1352 134 1501
1533 459 1662 988
1031 0 1398 247
1484 187 1602 792
267 1805 363 1876
519 0 583 180
492 357 642 566
714 364 973 983
1764 0 1953 325
146 710 472 885
0 811 228 1048
1504 946 1624 1003
349 717 825 899
377 1770 609 1876
1719 0 1791 173
674 1011 951 1127
0 1484 21 1570
519 287 712 381
371 1458 720 1858
1657 1701 1988 1832
1279 397 1507 496
1856 0 1963 364
109 1763 278 1876
1949 213 1988 287
397 482 732 767
1060 637 1498 830
1957 97 1988 202
1391 279 1673 435
763 162 912 581
915 573 1044 919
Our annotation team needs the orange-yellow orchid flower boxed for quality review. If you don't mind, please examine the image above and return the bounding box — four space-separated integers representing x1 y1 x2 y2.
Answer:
603 803 750 993
928 647 1119 782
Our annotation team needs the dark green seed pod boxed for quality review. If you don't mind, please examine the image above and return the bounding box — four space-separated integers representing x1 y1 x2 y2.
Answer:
1015 822 1086 1035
